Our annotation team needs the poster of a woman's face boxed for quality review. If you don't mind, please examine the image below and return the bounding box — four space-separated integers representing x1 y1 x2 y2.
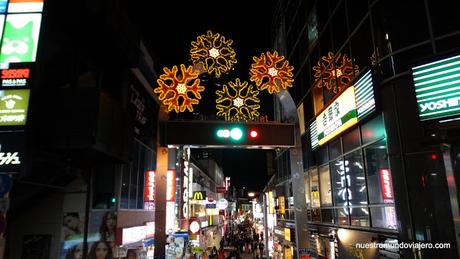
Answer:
99 211 116 241
88 241 114 259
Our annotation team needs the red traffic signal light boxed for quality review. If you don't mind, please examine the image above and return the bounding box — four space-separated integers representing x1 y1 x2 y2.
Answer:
249 129 259 139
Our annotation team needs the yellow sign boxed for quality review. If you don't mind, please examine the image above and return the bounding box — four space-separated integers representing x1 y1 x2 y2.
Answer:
284 228 291 241
279 196 285 215
193 191 206 200
268 191 274 214
315 86 358 146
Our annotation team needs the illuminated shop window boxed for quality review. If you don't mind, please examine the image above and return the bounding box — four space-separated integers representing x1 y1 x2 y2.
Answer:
120 140 155 210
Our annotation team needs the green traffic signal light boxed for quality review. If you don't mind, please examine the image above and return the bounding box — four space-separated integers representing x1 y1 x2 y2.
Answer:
216 126 244 141
230 127 243 140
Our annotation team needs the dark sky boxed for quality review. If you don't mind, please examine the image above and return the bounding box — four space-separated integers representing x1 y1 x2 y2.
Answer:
127 1 277 191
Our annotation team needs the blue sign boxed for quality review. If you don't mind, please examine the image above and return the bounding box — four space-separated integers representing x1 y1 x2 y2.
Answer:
205 203 216 209
0 0 7 13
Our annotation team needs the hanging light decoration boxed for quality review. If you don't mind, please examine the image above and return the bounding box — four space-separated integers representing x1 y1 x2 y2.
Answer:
313 51 359 94
249 51 294 94
190 30 237 78
216 78 260 121
154 64 205 113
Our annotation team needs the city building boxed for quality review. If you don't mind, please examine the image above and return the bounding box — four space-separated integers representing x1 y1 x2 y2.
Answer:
266 0 460 258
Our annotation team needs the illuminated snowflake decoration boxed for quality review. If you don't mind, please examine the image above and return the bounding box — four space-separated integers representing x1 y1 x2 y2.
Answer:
190 30 237 78
154 64 205 113
249 51 294 94
313 51 359 94
216 78 260 121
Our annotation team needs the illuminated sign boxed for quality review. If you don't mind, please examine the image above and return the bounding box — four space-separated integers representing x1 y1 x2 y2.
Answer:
216 198 228 210
193 191 206 200
310 70 376 148
1 68 29 87
0 1 7 13
284 228 291 242
7 0 44 13
0 89 29 126
0 150 20 165
316 86 358 146
278 196 285 215
379 169 394 203
188 218 200 234
355 70 376 119
274 227 284 237
216 186 226 193
144 170 155 202
122 225 147 245
166 170 175 202
412 54 460 121
225 177 230 190
268 191 274 214
0 13 42 63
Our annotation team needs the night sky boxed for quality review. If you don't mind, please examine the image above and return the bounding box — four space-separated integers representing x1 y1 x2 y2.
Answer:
128 0 277 191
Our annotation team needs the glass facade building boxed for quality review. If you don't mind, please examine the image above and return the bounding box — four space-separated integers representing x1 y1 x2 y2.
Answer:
270 0 460 258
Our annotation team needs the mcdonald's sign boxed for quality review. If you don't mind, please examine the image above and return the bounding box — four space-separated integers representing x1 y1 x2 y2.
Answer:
193 191 206 200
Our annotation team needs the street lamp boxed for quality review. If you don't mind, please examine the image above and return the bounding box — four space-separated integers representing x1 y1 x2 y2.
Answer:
248 192 255 197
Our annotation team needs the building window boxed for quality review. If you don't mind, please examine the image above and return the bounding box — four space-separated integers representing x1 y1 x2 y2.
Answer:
310 169 321 208
120 140 155 210
319 164 332 206
304 172 311 207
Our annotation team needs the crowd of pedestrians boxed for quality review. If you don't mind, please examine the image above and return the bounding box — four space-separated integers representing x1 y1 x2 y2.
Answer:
207 217 265 259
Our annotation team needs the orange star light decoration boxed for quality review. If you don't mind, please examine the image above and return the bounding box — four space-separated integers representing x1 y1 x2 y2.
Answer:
154 64 205 113
190 30 237 78
216 78 260 121
249 51 294 94
313 51 359 94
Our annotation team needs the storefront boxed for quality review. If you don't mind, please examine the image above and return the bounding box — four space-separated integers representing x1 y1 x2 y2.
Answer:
303 69 399 257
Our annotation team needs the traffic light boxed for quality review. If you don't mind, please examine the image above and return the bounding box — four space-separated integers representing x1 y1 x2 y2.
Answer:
162 121 295 148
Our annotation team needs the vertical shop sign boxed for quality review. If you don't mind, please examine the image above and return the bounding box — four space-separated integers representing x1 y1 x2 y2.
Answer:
144 170 155 202
166 170 175 202
379 169 394 203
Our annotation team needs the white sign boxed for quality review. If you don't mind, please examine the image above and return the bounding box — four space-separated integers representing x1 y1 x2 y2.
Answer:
217 198 228 210
315 86 358 146
122 225 147 245
189 220 200 234
0 152 20 165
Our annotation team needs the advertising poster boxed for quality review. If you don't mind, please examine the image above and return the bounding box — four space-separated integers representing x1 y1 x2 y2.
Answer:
60 212 84 259
0 89 30 126
60 211 117 259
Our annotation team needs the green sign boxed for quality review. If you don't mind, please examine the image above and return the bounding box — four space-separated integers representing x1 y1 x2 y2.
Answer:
0 13 42 63
0 89 30 126
412 54 460 121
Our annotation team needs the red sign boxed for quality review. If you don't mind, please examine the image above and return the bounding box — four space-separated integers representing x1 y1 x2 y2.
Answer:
144 170 155 202
379 169 394 202
166 170 176 202
1 69 30 79
216 186 226 193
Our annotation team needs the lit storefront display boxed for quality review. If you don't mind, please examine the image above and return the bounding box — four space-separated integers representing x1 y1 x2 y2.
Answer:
304 69 397 257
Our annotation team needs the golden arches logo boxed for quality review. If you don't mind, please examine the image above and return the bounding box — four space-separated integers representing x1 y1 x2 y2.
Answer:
193 191 205 200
